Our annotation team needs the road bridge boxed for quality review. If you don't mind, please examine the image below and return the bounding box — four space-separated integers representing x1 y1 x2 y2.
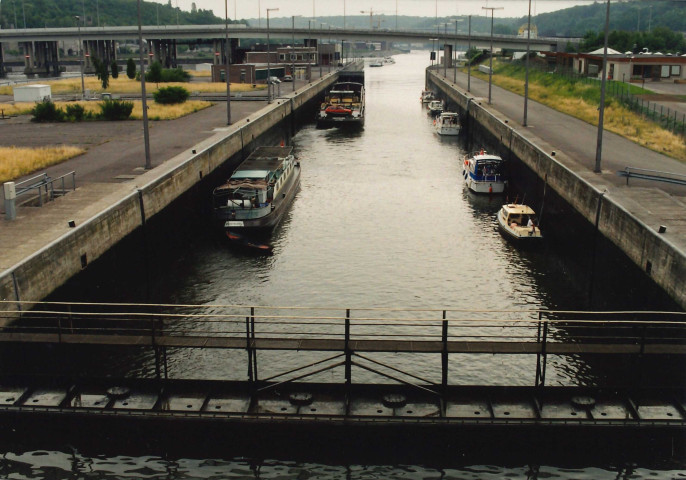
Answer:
0 24 574 76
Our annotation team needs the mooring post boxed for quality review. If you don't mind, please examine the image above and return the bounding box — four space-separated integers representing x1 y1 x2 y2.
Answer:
3 182 16 221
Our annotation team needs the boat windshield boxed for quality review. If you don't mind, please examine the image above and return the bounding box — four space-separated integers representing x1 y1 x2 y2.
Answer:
475 160 504 176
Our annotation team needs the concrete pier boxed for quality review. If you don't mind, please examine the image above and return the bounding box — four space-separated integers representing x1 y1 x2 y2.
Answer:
426 68 686 310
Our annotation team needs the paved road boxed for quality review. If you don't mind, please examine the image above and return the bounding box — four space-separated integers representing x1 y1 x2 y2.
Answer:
439 67 686 197
0 76 321 186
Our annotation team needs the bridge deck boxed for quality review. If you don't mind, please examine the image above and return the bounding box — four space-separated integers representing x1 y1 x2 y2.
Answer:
1 332 685 355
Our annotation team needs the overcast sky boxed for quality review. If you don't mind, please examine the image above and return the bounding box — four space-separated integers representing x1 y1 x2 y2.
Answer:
169 0 603 22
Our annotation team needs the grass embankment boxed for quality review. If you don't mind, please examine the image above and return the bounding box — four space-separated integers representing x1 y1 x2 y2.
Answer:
0 146 85 183
471 62 686 162
0 76 264 96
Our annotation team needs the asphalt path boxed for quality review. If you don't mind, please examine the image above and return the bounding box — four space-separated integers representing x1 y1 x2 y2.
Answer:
439 67 686 197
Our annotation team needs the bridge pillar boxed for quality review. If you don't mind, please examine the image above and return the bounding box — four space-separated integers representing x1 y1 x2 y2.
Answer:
0 42 5 77
154 39 177 68
83 40 95 72
20 42 35 74
213 40 222 65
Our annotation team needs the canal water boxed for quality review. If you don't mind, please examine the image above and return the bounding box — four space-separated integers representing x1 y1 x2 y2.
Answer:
1 51 683 477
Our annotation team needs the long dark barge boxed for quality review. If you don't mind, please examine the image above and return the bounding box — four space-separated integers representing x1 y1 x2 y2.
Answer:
0 302 684 459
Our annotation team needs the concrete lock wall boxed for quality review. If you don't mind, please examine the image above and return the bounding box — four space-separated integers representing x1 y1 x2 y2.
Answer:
0 71 340 321
427 70 686 310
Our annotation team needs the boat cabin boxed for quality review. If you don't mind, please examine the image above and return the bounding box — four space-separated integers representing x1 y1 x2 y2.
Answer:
213 146 294 217
500 204 536 228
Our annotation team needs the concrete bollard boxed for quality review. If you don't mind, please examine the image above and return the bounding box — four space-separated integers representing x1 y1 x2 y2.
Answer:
3 182 16 221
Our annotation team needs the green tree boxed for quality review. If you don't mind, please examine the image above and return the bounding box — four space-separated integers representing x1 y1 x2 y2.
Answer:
146 61 163 85
92 57 110 89
126 58 136 79
111 60 119 79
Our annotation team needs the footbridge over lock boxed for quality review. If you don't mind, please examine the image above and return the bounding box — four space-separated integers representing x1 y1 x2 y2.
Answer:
0 301 684 458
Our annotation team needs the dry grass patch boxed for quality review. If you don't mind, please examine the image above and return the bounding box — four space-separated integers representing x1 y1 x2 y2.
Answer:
469 68 686 162
0 99 213 120
0 145 85 183
0 77 265 96
0 103 35 115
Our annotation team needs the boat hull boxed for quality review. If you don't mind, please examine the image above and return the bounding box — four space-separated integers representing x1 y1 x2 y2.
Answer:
216 164 301 232
316 117 364 129
436 126 460 136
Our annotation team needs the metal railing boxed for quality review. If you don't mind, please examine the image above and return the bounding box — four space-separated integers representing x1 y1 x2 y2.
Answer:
10 171 75 206
1 301 685 390
617 166 686 186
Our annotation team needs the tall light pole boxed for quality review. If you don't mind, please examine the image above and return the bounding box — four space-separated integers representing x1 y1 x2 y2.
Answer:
319 22 326 78
453 18 463 83
595 0 611 173
523 0 532 126
258 0 261 28
443 22 448 77
482 6 503 105
75 15 85 100
266 7 278 104
430 38 438 67
292 15 298 92
467 15 472 92
137 0 151 169
224 0 232 124
343 0 346 29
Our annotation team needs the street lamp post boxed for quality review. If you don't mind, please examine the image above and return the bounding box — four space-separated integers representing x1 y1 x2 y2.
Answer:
292 15 298 92
136 0 151 170
320 22 325 78
75 15 85 100
266 7 278 104
482 6 503 105
430 38 438 67
224 0 231 124
467 15 472 92
443 22 448 78
595 0 611 173
523 0 532 126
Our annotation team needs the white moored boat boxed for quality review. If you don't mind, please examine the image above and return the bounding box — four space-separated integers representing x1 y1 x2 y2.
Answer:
497 203 543 243
462 150 507 194
427 100 443 116
420 90 434 103
435 112 460 136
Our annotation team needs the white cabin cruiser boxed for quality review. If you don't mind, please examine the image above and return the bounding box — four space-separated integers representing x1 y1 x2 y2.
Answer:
462 150 507 194
435 112 460 136
497 203 543 243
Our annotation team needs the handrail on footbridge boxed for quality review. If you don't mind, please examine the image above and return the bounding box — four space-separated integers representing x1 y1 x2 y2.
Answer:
1 301 685 390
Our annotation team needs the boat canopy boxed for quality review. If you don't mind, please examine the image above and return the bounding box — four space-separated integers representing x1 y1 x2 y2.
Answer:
231 170 270 180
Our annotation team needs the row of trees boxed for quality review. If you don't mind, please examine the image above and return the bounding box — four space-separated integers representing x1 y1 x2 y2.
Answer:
578 26 686 55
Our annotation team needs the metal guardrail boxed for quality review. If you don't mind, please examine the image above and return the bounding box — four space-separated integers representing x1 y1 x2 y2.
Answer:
617 166 686 186
3 171 76 220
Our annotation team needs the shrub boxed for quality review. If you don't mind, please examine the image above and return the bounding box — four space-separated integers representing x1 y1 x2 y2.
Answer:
160 67 191 82
111 60 119 79
65 103 86 121
126 57 137 79
153 86 190 104
31 99 64 122
99 99 134 120
146 61 163 84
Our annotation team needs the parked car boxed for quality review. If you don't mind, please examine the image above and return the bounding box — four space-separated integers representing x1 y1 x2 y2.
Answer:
268 76 281 84
282 75 293 82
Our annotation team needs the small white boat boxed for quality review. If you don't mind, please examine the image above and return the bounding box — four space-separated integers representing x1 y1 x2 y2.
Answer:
420 90 435 103
427 100 443 116
462 149 507 194
434 112 460 136
497 203 543 243
369 60 384 67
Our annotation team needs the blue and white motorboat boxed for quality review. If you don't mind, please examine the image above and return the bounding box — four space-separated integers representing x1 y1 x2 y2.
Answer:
462 150 507 194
